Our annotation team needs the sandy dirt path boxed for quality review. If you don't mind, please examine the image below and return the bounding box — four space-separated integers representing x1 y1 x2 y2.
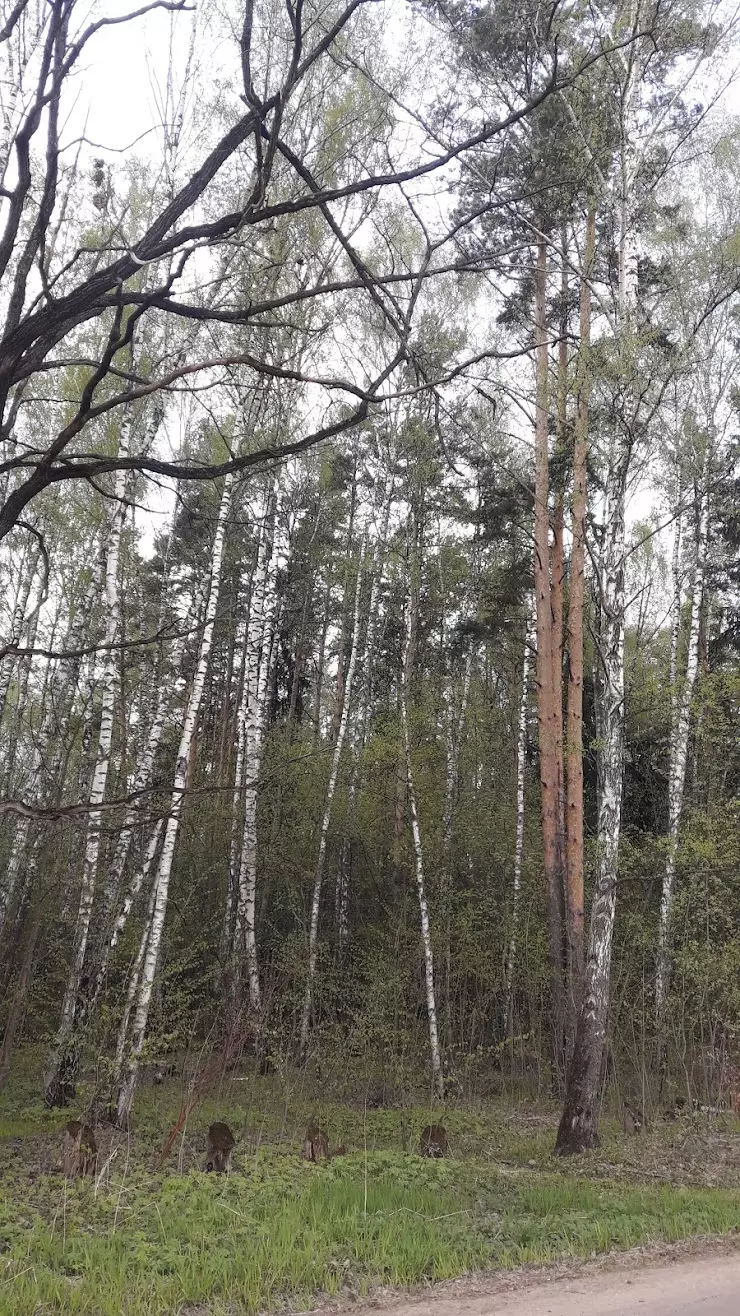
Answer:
371 1251 740 1315
302 1243 740 1316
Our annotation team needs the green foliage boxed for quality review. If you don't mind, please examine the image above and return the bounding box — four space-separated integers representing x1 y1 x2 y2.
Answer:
2 1072 739 1316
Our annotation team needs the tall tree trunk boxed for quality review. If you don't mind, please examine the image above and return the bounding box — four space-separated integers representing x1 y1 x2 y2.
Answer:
556 109 639 1151
5 598 40 793
0 539 40 721
0 548 104 942
220 612 248 976
655 482 708 1016
554 224 569 945
556 445 628 1154
532 238 566 1084
111 823 163 1097
234 481 280 1015
114 474 234 1127
44 437 129 1108
400 566 444 1102
88 541 201 1014
565 202 596 1040
0 815 30 944
505 613 532 1037
335 454 395 951
331 472 357 742
669 500 683 702
299 541 365 1061
441 647 472 1041
84 676 172 1017
314 577 331 736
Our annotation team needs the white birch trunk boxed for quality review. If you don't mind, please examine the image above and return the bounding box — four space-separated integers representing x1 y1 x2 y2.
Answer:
335 457 395 948
234 480 280 1013
85 548 201 1016
109 812 165 964
299 541 365 1060
111 820 164 1088
441 651 472 874
43 433 129 1105
441 647 472 1040
102 679 169 918
669 504 683 712
0 814 30 934
655 487 708 1014
556 35 639 1151
0 540 40 721
115 473 234 1126
40 545 106 794
400 584 444 1102
0 554 103 941
85 677 173 1013
220 612 249 971
505 621 531 1035
314 578 331 736
5 598 40 794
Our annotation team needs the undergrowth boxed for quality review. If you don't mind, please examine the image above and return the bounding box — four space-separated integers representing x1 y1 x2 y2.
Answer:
1 1052 739 1315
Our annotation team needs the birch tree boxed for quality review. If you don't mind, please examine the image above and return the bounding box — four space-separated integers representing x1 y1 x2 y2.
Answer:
0 537 42 722
555 0 724 1153
233 479 281 1014
0 546 104 943
111 820 164 1095
400 556 444 1101
440 645 472 1036
555 11 641 1149
655 481 708 1016
299 539 365 1061
114 472 234 1125
335 447 396 951
651 166 740 1019
44 428 129 1106
505 614 532 1037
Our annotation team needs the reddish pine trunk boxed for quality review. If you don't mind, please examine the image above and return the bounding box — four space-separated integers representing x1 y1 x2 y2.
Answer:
532 239 566 1082
565 203 595 1037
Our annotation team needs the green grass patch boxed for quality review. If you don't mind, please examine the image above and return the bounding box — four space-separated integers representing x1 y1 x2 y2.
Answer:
1 1054 739 1314
1 1149 739 1315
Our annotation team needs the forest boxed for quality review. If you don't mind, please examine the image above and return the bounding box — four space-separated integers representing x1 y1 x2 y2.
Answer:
0 0 739 1311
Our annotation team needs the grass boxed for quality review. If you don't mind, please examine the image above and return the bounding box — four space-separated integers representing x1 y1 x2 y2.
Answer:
1 1052 739 1315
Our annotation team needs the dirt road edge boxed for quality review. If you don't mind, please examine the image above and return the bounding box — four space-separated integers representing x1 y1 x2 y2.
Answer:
301 1231 740 1316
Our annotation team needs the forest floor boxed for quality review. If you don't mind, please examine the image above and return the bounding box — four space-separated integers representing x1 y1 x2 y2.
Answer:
1 1051 739 1315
